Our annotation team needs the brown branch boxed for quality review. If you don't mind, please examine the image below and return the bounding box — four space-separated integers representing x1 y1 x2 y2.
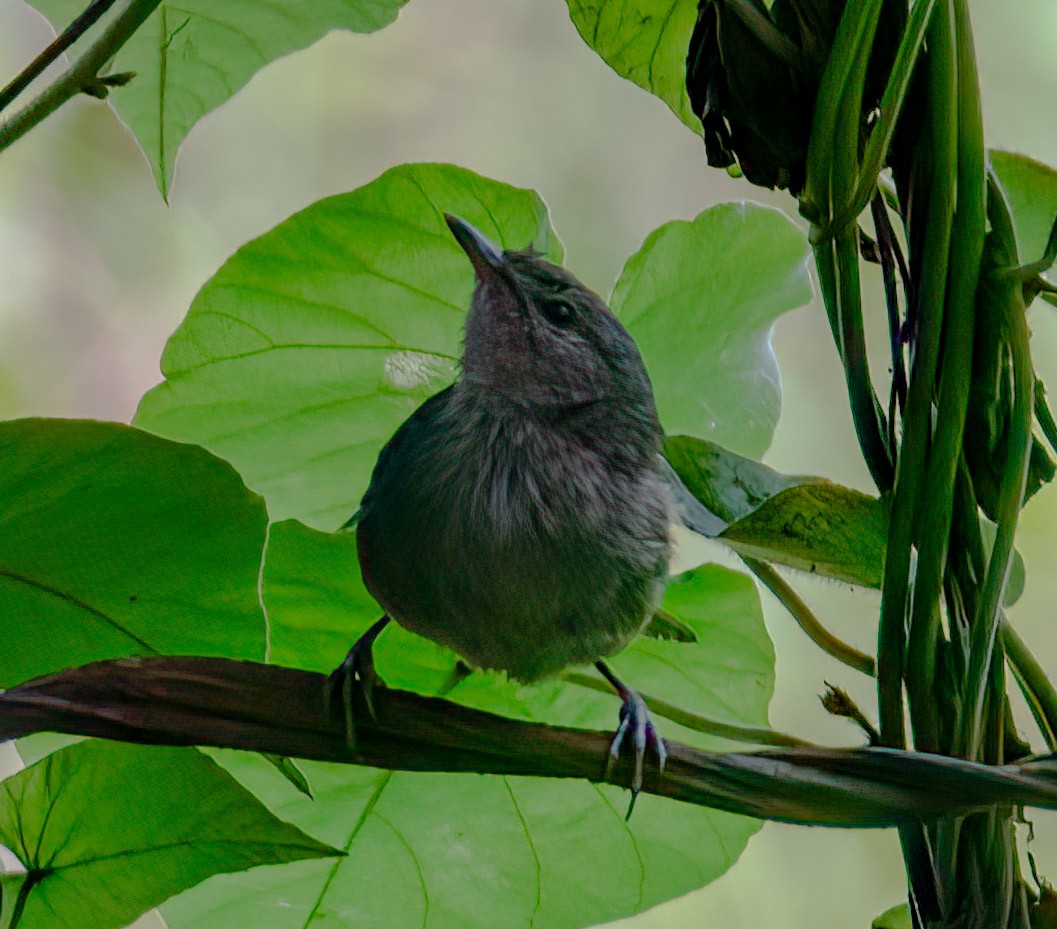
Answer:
3 656 1057 828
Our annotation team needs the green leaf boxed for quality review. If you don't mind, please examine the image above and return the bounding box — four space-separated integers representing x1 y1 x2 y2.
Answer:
667 434 887 587
135 163 563 529
565 0 700 131
871 903 912 929
665 433 806 524
667 435 1028 600
990 150 1057 270
27 0 409 197
613 203 812 458
261 755 314 799
0 419 268 688
722 481 889 588
0 741 339 929
158 538 770 929
979 517 1026 608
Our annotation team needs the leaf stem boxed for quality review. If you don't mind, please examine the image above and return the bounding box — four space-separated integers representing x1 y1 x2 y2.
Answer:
960 183 1033 762
0 0 161 155
1034 379 1057 458
837 0 937 226
562 669 816 749
742 556 876 677
8 870 45 929
1002 619 1057 751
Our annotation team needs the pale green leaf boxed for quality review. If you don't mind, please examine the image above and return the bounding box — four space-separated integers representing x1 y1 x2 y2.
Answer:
28 0 409 196
614 204 812 458
565 0 700 131
134 163 563 529
872 903 912 929
157 544 772 929
990 150 1057 271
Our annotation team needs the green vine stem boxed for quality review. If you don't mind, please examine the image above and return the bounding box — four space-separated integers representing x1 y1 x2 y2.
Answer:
562 670 816 749
1003 619 1057 750
0 0 161 154
742 556 876 677
877 0 956 751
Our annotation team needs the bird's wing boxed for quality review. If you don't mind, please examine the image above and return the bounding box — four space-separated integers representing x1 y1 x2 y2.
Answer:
337 385 456 532
658 455 728 538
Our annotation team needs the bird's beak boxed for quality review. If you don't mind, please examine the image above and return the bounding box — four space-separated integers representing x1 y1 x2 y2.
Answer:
445 214 506 281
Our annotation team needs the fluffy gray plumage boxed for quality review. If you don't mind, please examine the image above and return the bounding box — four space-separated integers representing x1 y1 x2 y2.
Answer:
353 219 672 682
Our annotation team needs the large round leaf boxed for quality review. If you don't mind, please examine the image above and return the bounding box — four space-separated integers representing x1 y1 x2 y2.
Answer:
613 202 812 457
134 163 563 528
0 419 268 688
27 0 410 197
156 530 773 929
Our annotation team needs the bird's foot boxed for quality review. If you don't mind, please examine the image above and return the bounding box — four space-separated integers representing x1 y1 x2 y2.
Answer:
596 661 667 820
325 615 390 748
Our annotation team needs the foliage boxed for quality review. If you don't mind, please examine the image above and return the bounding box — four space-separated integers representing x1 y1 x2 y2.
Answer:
0 1 1056 928
0 741 339 929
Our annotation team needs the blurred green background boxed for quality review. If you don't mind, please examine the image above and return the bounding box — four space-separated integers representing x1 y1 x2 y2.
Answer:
1 0 1056 925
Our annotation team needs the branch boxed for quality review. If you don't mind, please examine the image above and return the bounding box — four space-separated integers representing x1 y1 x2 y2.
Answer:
0 0 120 115
0 0 161 154
4 656 1057 829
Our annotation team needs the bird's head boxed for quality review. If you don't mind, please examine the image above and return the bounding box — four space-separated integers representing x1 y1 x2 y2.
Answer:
445 214 657 426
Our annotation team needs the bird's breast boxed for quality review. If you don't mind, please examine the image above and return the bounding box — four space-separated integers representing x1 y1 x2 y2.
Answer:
357 408 671 681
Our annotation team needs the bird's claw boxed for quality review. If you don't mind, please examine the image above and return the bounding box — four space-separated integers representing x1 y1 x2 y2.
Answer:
324 616 389 749
603 686 667 821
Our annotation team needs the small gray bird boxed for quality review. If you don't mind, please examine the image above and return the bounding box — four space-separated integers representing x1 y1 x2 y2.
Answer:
331 215 696 806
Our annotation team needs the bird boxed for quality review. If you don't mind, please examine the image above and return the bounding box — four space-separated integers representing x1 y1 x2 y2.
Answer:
328 214 705 811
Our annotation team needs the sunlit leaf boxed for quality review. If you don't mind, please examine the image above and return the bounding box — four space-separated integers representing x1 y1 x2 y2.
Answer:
565 0 700 131
135 163 563 529
614 203 812 457
871 903 912 929
27 0 410 196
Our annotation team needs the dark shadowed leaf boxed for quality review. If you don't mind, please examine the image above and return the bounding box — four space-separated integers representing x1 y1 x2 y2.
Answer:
665 433 806 523
722 481 888 588
667 435 1025 602
0 741 339 929
0 419 268 688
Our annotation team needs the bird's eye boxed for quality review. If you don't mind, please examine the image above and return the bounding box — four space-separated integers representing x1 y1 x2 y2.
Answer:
541 299 576 328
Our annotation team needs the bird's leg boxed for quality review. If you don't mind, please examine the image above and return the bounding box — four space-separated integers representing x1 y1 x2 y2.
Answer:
595 660 667 820
325 615 391 747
